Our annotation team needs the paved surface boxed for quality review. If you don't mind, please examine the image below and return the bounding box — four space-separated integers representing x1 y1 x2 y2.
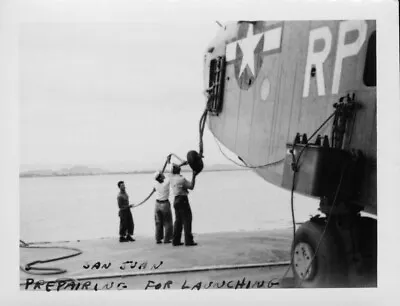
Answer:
20 229 294 290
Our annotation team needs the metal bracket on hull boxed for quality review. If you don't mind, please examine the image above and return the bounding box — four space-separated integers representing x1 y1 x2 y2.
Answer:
332 93 357 150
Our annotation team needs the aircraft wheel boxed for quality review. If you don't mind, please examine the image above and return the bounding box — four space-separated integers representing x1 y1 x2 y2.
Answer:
291 220 347 288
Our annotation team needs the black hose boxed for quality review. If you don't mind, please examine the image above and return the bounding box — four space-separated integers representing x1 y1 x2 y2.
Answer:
213 135 285 169
296 161 348 287
278 110 338 282
20 241 83 275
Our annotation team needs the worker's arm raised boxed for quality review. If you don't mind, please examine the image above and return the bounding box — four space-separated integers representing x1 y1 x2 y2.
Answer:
160 155 172 173
179 161 189 167
185 171 198 190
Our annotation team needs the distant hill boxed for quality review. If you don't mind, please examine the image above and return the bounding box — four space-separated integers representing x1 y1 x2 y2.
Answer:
58 165 106 175
20 163 247 178
200 163 243 171
20 165 107 177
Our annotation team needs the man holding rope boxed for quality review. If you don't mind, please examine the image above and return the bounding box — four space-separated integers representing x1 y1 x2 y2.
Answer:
153 171 173 244
152 154 174 244
117 181 135 243
116 155 173 244
170 163 198 247
116 154 199 245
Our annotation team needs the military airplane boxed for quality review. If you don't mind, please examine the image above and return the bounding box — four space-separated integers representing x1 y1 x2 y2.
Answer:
203 20 376 287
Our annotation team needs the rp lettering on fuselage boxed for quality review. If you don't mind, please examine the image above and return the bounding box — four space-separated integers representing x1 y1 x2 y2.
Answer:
224 20 368 98
302 20 367 97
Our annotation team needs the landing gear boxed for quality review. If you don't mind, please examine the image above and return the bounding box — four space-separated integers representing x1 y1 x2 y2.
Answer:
291 215 377 288
291 219 347 287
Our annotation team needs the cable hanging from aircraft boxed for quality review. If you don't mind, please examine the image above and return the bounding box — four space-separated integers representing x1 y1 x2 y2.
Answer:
211 105 343 286
283 108 343 285
296 162 348 287
212 136 285 169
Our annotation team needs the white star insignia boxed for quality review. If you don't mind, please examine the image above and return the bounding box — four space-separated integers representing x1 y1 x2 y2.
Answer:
237 24 263 78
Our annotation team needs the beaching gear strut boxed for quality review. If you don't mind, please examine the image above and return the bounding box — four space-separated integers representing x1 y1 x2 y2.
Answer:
210 102 345 287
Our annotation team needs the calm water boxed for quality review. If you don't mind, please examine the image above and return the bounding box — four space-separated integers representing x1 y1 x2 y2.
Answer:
20 171 319 242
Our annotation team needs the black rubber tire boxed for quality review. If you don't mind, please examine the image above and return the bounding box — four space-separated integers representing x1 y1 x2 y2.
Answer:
291 220 347 288
187 150 204 173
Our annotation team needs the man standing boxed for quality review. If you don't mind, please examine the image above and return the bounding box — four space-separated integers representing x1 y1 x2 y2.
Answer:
117 181 135 242
153 171 173 244
170 164 198 246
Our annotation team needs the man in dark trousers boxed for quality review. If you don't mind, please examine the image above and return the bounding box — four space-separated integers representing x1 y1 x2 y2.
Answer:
117 181 135 242
170 164 198 246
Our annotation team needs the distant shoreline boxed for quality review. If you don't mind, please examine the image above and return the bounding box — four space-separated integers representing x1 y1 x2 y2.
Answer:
19 168 249 178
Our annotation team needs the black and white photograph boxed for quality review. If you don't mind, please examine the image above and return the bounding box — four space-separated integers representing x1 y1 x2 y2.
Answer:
1 0 399 303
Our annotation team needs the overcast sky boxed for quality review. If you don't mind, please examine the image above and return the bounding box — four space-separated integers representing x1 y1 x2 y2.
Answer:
19 7 232 171
16 0 398 173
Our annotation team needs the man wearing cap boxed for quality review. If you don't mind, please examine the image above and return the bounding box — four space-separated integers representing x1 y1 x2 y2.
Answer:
170 164 198 246
117 181 135 243
153 171 173 244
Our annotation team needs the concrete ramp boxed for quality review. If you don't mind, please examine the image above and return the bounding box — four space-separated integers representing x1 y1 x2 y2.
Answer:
20 229 293 290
